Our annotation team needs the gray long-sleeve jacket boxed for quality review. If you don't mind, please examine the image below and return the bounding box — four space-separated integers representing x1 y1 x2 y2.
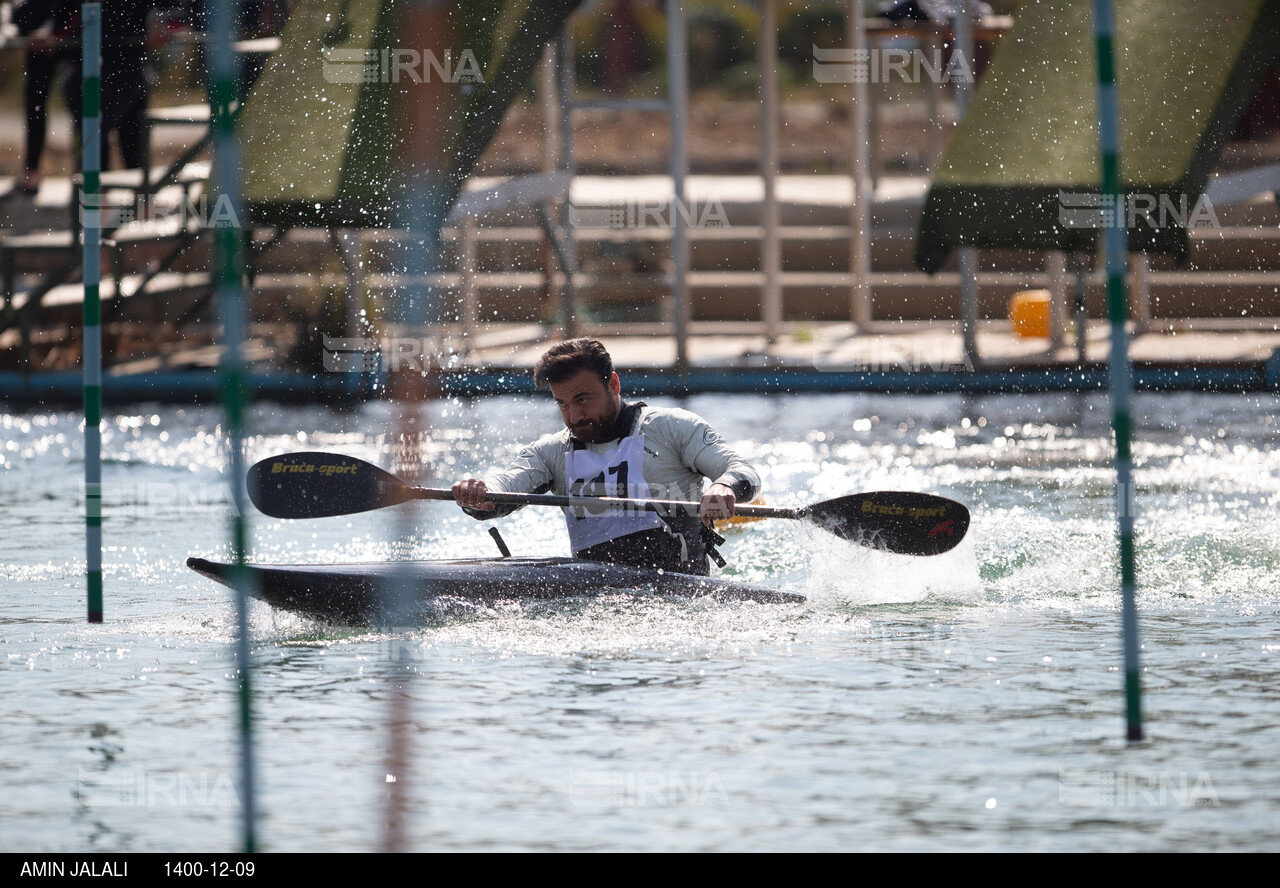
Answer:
469 402 760 517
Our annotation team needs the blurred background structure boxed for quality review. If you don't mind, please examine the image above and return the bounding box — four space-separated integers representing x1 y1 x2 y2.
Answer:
1 0 1280 399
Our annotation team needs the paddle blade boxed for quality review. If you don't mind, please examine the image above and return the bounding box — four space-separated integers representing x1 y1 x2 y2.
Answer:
247 452 416 519
804 492 970 556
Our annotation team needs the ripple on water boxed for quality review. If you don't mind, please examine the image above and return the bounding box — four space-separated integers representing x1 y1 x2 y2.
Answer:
4 393 1280 851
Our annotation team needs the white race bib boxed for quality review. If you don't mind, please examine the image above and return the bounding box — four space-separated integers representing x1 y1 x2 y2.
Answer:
564 433 664 552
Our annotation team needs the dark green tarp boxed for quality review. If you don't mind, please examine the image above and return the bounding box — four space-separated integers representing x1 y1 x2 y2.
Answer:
239 0 583 228
915 0 1280 273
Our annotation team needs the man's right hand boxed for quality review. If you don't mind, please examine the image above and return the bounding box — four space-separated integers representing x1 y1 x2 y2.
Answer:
452 478 494 511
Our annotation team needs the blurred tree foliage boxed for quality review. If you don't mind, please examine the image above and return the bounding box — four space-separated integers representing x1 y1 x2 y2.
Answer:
568 0 856 97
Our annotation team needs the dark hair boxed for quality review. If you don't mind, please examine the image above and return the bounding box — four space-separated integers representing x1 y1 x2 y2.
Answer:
532 338 614 389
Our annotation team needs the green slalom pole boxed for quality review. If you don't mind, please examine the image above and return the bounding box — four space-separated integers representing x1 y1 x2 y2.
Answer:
208 0 256 849
82 3 103 623
1092 0 1143 742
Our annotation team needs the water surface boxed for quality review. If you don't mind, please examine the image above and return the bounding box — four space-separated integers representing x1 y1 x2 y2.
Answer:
3 392 1278 851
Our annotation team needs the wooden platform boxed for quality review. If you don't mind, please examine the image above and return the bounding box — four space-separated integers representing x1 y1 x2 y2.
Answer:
457 319 1280 371
6 319 1280 407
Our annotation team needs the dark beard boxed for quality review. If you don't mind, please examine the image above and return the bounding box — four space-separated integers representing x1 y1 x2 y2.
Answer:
569 401 620 444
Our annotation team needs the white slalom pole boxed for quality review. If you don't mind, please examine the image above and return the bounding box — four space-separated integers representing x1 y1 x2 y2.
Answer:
1092 0 1143 743
208 0 257 847
82 2 103 623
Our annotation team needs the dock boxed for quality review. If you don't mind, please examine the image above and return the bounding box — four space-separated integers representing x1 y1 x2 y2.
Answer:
4 317 1280 406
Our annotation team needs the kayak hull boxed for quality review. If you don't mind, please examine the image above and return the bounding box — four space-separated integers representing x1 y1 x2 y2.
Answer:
186 556 803 623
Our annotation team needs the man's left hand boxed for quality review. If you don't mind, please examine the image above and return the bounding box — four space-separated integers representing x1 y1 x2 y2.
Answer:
699 483 737 527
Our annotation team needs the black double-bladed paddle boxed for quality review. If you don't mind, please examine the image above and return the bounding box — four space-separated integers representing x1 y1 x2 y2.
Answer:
247 451 970 557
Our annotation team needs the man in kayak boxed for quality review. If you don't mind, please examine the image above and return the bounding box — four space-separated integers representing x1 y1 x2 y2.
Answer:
453 338 760 575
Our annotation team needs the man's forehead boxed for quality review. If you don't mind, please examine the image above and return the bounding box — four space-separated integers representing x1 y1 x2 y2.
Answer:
549 370 606 399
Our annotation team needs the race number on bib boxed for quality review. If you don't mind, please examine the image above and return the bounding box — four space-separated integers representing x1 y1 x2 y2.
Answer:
563 434 664 552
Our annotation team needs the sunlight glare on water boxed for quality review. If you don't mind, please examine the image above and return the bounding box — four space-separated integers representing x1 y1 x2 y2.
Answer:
3 392 1280 851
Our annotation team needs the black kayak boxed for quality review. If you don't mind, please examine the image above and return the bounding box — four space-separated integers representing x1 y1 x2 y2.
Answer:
186 556 804 623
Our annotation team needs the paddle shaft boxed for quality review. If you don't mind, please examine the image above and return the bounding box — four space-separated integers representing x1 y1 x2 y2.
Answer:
409 486 799 518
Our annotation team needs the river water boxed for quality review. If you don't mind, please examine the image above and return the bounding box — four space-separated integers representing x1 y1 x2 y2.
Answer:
3 391 1279 851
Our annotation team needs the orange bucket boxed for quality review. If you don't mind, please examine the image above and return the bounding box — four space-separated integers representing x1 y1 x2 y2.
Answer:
1009 290 1051 338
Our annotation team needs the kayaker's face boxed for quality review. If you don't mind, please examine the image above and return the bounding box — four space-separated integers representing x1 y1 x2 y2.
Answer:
550 369 621 444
